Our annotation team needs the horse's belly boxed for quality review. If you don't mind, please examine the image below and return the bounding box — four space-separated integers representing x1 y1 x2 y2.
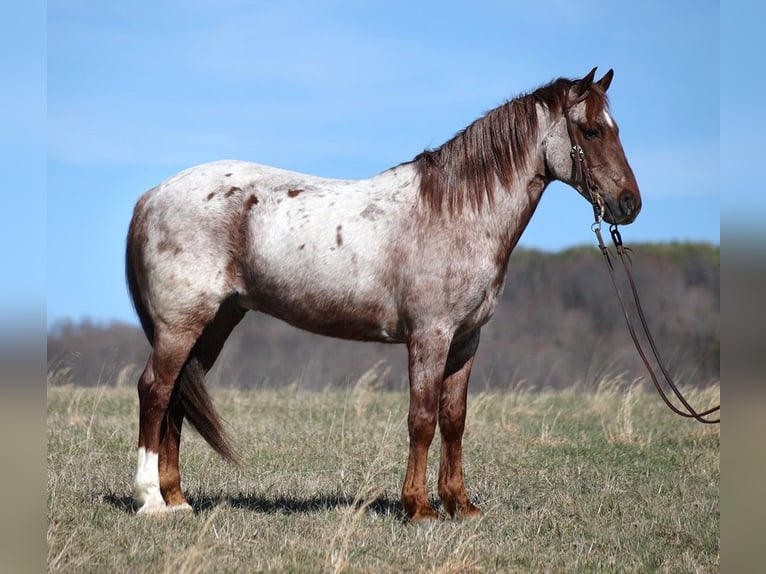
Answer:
238 248 404 343
241 289 404 343
276 308 403 343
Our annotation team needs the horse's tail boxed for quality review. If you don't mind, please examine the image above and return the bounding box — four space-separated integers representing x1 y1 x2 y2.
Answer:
174 358 240 464
125 208 239 464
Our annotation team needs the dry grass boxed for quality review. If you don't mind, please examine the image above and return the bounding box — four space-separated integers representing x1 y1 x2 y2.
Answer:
47 374 719 572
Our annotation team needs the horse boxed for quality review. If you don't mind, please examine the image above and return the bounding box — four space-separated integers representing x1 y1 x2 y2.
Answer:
126 67 640 521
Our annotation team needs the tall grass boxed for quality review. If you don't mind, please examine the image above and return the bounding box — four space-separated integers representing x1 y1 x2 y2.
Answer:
47 373 719 572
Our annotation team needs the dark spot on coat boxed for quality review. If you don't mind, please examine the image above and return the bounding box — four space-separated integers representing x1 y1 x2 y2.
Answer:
206 192 216 201
157 238 182 255
298 244 305 250
245 194 259 210
360 203 384 220
287 189 303 198
225 173 232 177
336 225 343 247
225 186 241 198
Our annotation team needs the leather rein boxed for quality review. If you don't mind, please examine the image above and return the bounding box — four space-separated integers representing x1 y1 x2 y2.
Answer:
563 99 720 424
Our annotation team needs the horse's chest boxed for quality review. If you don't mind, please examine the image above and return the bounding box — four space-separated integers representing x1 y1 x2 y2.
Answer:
437 264 505 335
463 284 502 331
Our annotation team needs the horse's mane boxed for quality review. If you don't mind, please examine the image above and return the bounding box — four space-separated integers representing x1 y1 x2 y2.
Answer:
412 77 607 214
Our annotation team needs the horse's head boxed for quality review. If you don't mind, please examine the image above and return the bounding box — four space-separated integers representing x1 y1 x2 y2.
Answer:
543 68 641 225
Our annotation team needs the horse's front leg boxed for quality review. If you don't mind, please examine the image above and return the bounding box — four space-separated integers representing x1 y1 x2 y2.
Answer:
438 331 482 518
401 331 451 522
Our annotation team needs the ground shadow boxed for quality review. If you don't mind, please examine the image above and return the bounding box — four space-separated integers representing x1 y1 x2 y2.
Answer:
102 491 405 520
103 493 137 513
210 492 403 518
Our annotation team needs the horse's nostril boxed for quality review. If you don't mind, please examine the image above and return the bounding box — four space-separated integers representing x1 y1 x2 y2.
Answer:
620 192 636 216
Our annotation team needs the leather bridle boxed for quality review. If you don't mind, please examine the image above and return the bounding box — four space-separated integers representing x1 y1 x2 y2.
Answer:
564 94 606 224
564 97 721 424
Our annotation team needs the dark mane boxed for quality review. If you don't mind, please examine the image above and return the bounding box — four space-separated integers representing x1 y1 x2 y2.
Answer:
413 77 606 214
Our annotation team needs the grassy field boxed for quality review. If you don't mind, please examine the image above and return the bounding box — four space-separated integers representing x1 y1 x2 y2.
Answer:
47 376 719 573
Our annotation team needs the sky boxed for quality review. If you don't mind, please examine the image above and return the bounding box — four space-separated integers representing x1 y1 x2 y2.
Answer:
35 1 725 328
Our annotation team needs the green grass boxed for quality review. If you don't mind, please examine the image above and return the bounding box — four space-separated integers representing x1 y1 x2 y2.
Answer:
47 377 719 573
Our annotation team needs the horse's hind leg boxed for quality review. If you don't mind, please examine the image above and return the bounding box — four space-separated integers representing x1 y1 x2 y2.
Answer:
437 331 482 518
157 394 188 510
156 301 245 510
134 328 200 515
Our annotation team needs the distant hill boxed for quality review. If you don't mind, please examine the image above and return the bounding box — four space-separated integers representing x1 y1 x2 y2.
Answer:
47 242 719 390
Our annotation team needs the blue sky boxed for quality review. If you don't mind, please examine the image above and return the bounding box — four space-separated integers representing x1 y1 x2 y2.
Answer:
39 1 723 328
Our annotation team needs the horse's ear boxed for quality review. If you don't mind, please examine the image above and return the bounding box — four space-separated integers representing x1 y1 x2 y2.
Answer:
596 69 614 92
572 67 598 101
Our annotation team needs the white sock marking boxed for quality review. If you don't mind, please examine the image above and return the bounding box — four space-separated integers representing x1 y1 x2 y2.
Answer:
133 447 165 513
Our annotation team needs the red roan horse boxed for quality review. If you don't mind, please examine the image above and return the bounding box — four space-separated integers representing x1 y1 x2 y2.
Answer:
126 68 640 521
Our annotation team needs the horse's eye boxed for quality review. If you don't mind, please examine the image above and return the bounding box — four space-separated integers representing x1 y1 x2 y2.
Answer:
583 128 601 140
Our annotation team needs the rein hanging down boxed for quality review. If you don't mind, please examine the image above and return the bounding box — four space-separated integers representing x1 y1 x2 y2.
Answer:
593 224 720 424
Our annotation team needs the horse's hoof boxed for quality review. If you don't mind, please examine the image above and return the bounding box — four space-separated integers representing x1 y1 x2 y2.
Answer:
136 499 167 516
408 507 441 523
458 505 483 519
166 502 194 514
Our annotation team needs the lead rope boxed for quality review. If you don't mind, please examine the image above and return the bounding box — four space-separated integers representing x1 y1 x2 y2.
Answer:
592 222 720 424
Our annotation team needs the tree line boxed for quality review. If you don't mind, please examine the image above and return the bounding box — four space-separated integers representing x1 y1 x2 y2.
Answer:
48 242 719 391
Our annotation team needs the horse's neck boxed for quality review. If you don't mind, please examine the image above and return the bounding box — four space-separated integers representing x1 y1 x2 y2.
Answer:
485 110 553 260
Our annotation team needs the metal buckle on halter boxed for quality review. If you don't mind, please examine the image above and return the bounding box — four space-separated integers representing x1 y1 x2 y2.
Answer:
570 144 584 160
